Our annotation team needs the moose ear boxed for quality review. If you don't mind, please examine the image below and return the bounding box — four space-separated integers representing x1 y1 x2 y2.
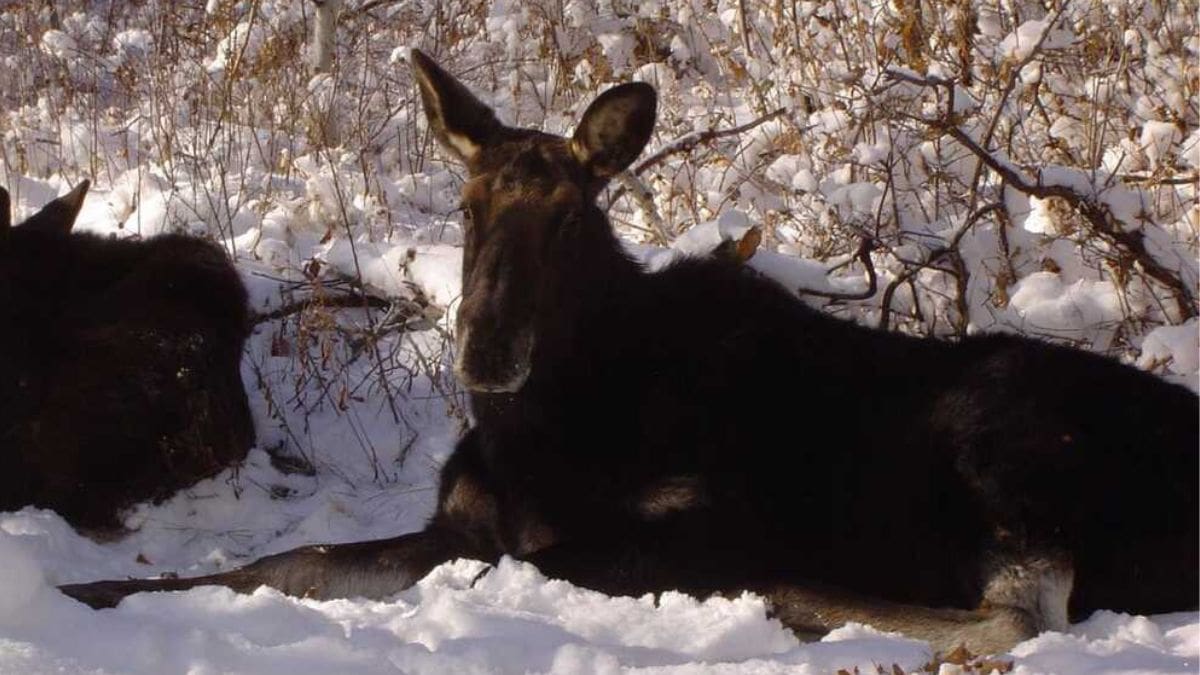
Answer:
0 187 10 233
20 180 90 234
570 83 656 180
409 49 501 164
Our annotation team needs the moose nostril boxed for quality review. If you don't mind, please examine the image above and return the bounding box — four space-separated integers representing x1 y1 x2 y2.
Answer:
453 325 534 393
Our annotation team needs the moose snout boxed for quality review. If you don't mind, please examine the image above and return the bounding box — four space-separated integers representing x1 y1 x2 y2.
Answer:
453 325 535 393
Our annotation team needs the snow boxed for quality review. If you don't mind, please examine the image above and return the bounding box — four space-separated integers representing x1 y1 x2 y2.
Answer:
1138 320 1200 377
1008 272 1124 340
0 210 1193 672
1 0 1197 672
999 19 1075 62
0 533 45 622
1141 122 1183 169
112 30 153 61
1182 128 1200 171
667 210 754 260
39 30 77 60
3 520 1197 675
765 155 817 194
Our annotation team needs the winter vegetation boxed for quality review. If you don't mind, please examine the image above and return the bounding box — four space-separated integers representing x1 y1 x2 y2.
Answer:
0 0 1197 672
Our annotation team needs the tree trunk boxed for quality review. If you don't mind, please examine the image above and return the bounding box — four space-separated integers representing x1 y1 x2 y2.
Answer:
311 0 340 73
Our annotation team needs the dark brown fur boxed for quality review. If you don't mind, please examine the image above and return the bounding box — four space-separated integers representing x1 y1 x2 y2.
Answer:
0 182 254 532
60 53 1197 653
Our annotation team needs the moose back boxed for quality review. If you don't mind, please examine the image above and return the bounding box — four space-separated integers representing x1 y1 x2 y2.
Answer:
0 182 254 532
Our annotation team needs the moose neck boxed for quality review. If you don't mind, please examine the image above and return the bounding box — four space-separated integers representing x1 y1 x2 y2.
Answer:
527 202 643 386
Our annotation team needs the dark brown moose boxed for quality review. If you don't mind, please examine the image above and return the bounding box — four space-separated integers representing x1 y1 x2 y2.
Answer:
0 182 254 532
59 51 1198 653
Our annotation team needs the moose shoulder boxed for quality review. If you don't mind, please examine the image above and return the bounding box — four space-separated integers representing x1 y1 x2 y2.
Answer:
0 182 255 532
60 51 1199 654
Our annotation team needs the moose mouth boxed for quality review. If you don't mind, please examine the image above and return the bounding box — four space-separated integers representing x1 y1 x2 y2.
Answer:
453 326 535 393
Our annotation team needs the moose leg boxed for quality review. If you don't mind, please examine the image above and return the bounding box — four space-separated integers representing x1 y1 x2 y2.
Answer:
59 526 474 609
762 550 1074 654
762 584 1033 654
61 431 512 609
61 429 514 610
521 532 1072 655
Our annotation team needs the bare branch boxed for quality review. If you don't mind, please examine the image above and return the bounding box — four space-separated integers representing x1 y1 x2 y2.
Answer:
878 203 1003 332
606 108 788 213
797 237 879 301
1118 173 1199 186
636 108 788 177
251 292 393 326
612 171 671 245
930 120 1197 320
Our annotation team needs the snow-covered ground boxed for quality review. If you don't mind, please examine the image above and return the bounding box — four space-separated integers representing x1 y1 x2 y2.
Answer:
3 544 1197 674
0 184 1192 674
1 0 1197 671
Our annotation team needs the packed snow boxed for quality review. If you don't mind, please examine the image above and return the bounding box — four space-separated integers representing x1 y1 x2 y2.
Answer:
1 0 1197 672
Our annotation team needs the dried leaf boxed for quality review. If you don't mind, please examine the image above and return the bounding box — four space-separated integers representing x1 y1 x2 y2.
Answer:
735 226 762 263
304 258 323 279
270 332 292 357
943 645 974 666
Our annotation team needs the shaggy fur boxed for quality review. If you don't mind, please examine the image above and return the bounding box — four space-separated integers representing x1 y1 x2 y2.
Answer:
0 184 254 531
61 53 1197 652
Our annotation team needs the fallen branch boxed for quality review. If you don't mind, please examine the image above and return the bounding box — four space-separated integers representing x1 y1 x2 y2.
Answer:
796 237 878 301
252 292 392 325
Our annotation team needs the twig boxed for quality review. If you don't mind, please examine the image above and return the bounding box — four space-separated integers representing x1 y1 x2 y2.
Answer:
736 0 754 57
606 107 788 211
796 237 878 301
885 5 1070 210
878 203 1003 332
1118 173 1198 186
965 3 1070 210
251 292 392 326
356 0 400 14
635 107 787 176
612 171 671 245
930 120 1197 320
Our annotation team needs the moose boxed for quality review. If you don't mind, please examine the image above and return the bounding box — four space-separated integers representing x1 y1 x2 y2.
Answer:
60 51 1198 653
0 182 255 533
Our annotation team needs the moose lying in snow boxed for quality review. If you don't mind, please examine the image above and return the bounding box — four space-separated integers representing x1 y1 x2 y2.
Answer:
61 51 1198 653
0 182 254 532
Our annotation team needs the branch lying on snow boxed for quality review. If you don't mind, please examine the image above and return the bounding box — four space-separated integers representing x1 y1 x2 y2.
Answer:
606 107 788 212
925 118 1198 321
796 237 879 301
252 292 392 325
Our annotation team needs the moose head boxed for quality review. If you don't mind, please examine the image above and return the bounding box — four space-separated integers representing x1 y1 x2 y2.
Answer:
409 50 656 393
0 180 90 236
